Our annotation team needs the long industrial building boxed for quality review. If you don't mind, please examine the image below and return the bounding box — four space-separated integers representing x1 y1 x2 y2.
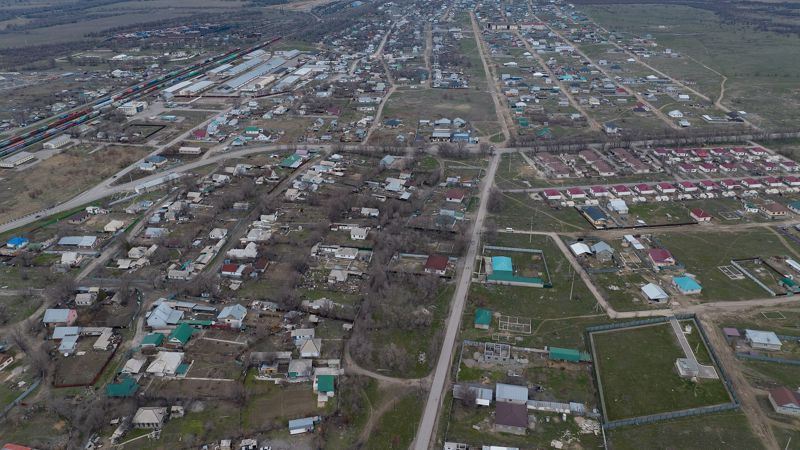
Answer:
223 57 287 90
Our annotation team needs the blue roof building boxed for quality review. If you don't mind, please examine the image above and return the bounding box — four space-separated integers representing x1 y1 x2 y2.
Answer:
6 237 29 249
492 256 513 274
672 276 702 294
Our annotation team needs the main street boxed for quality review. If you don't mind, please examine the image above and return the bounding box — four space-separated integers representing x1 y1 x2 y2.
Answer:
413 151 500 449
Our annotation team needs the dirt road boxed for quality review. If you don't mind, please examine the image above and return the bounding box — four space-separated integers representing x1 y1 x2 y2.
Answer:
469 12 511 145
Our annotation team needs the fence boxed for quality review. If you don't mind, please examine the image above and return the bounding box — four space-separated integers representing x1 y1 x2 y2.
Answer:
586 314 741 429
603 403 739 430
735 353 800 366
0 378 41 418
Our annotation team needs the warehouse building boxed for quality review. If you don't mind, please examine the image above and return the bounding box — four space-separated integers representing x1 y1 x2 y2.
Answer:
118 100 147 116
43 134 71 149
0 151 35 168
224 57 286 91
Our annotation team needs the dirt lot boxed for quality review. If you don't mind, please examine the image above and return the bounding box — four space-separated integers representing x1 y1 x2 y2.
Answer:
52 342 114 387
0 144 152 223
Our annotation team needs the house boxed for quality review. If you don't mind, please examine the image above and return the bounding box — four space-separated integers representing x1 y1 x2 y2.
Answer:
104 220 125 233
350 227 369 240
611 185 631 196
288 359 313 379
582 206 609 228
141 333 164 349
648 248 676 268
768 387 800 416
641 283 669 303
542 189 562 201
656 182 676 194
167 323 194 348
445 189 466 203
106 376 139 397
608 199 628 215
146 351 184 376
591 241 614 262
672 276 702 294
566 187 586 199
291 328 315 343
474 308 492 329
221 263 249 278
634 184 655 195
495 383 528 404
424 254 449 276
745 329 782 351
315 374 335 397
43 309 77 327
761 203 789 219
299 338 322 358
494 401 528 435
217 304 247 329
74 292 96 306
132 407 168 429
5 237 28 249
147 303 184 329
690 208 712 222
288 416 319 435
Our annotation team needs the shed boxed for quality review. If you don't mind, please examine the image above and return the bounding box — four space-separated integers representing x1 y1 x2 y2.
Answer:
106 377 139 397
641 283 669 303
474 308 492 329
548 346 591 363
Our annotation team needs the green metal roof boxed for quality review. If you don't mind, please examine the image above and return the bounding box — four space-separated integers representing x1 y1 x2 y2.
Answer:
548 346 591 362
168 323 193 345
492 256 513 273
106 377 138 397
280 153 302 168
179 319 213 326
317 374 335 393
176 363 190 375
141 333 164 347
474 308 492 326
487 271 544 286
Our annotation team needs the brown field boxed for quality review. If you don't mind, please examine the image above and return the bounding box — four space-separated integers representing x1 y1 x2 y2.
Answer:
0 144 152 223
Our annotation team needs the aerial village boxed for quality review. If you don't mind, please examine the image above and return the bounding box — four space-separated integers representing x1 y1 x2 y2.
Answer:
0 0 800 448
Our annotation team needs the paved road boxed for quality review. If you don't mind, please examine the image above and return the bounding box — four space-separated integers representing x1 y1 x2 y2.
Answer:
413 152 500 450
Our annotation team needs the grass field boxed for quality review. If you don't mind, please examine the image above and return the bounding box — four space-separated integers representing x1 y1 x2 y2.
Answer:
494 193 590 233
382 89 499 137
607 410 762 450
592 323 731 421
582 4 800 130
654 228 800 302
365 391 423 450
464 234 604 349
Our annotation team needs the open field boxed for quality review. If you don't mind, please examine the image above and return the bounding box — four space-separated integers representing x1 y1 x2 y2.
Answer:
607 410 762 450
382 89 500 137
583 4 800 130
0 144 152 223
365 390 423 450
592 323 730 421
655 228 799 302
493 193 590 233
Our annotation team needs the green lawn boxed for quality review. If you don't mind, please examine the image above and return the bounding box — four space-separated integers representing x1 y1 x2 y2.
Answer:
656 229 797 302
592 323 731 421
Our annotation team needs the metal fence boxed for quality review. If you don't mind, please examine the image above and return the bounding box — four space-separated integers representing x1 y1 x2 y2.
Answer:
735 353 800 366
604 403 739 430
0 378 41 418
586 314 741 430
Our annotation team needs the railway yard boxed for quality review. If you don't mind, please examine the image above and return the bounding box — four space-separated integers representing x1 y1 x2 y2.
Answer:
1 0 800 450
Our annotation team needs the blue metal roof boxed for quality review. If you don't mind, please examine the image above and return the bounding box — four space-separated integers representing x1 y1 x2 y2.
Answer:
492 256 513 273
673 276 702 292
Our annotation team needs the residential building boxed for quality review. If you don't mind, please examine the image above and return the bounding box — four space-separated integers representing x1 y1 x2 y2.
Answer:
217 304 247 329
768 387 800 416
672 276 702 295
132 407 167 429
745 329 782 351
